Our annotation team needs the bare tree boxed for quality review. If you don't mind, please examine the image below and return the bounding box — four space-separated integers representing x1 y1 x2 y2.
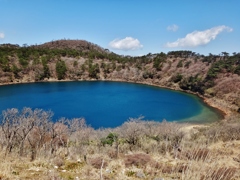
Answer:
26 109 53 161
67 118 95 158
17 108 35 156
67 118 86 150
1 108 21 155
117 117 145 150
155 120 185 155
49 118 68 156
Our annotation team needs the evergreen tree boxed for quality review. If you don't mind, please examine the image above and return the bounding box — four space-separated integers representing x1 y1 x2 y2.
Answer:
56 60 67 80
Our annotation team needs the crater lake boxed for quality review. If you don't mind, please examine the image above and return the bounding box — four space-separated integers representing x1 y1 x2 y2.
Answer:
0 81 223 128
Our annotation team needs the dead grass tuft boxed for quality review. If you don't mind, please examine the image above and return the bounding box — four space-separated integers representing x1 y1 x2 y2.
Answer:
124 153 151 167
185 148 210 161
52 157 65 167
177 164 188 173
210 167 237 180
64 161 84 170
89 156 108 169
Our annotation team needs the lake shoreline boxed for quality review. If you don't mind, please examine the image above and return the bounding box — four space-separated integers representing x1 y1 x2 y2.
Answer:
0 78 230 120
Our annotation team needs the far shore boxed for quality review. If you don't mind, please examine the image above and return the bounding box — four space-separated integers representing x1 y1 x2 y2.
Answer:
0 78 233 119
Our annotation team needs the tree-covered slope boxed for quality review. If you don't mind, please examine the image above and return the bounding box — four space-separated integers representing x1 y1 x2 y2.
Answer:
0 40 239 112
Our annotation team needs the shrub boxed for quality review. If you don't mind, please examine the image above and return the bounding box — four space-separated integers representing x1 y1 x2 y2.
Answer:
88 63 100 79
177 60 183 67
65 161 84 170
184 60 191 68
52 157 65 167
73 61 78 67
126 170 135 177
124 153 151 167
11 64 21 78
143 71 154 79
204 121 240 142
171 73 183 83
101 133 118 146
89 157 107 169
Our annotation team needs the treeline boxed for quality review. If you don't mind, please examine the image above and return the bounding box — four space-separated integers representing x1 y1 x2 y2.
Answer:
206 53 240 79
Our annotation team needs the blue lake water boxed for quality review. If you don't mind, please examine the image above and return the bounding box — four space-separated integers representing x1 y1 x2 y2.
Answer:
0 81 223 128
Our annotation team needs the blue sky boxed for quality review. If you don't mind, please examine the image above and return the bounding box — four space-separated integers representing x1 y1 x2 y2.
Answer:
0 0 239 56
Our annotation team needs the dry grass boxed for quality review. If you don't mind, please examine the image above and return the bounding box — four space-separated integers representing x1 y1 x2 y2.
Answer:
0 143 239 179
185 148 210 161
89 156 108 169
0 114 240 179
124 153 151 168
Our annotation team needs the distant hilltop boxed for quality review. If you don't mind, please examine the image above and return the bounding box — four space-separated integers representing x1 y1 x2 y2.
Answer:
0 39 110 54
37 39 108 53
0 39 240 114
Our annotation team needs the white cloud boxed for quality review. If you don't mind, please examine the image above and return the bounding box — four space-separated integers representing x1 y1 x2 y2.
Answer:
167 24 179 32
0 32 5 39
109 37 143 51
166 25 233 48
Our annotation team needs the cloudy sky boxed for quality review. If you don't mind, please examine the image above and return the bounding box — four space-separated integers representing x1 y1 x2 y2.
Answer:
0 0 239 56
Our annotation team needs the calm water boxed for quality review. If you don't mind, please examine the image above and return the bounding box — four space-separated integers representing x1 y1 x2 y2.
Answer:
0 81 223 128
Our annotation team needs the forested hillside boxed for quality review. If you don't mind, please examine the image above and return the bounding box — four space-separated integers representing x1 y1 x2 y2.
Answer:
0 40 240 179
0 39 240 113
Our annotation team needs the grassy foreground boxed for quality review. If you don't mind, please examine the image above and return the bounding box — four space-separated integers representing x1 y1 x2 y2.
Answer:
0 108 240 179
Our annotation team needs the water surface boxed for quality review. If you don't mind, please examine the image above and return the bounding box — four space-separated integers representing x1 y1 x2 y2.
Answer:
0 81 223 128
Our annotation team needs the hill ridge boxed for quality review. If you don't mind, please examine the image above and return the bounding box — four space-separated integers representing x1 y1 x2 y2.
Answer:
0 40 239 114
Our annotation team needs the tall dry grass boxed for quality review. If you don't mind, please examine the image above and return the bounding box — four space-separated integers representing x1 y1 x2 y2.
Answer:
0 108 239 179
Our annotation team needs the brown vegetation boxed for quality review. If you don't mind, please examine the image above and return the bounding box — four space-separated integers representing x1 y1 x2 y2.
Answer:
0 108 240 179
0 40 240 114
0 40 240 179
124 153 151 167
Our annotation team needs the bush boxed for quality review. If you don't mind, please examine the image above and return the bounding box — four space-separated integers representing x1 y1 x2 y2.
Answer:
171 73 183 83
101 133 118 146
52 157 65 167
88 63 100 79
89 157 107 169
142 71 154 79
177 60 183 67
184 61 191 68
124 153 151 167
11 64 21 78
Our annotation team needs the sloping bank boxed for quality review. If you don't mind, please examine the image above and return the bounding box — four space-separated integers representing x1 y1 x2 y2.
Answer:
0 77 231 122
